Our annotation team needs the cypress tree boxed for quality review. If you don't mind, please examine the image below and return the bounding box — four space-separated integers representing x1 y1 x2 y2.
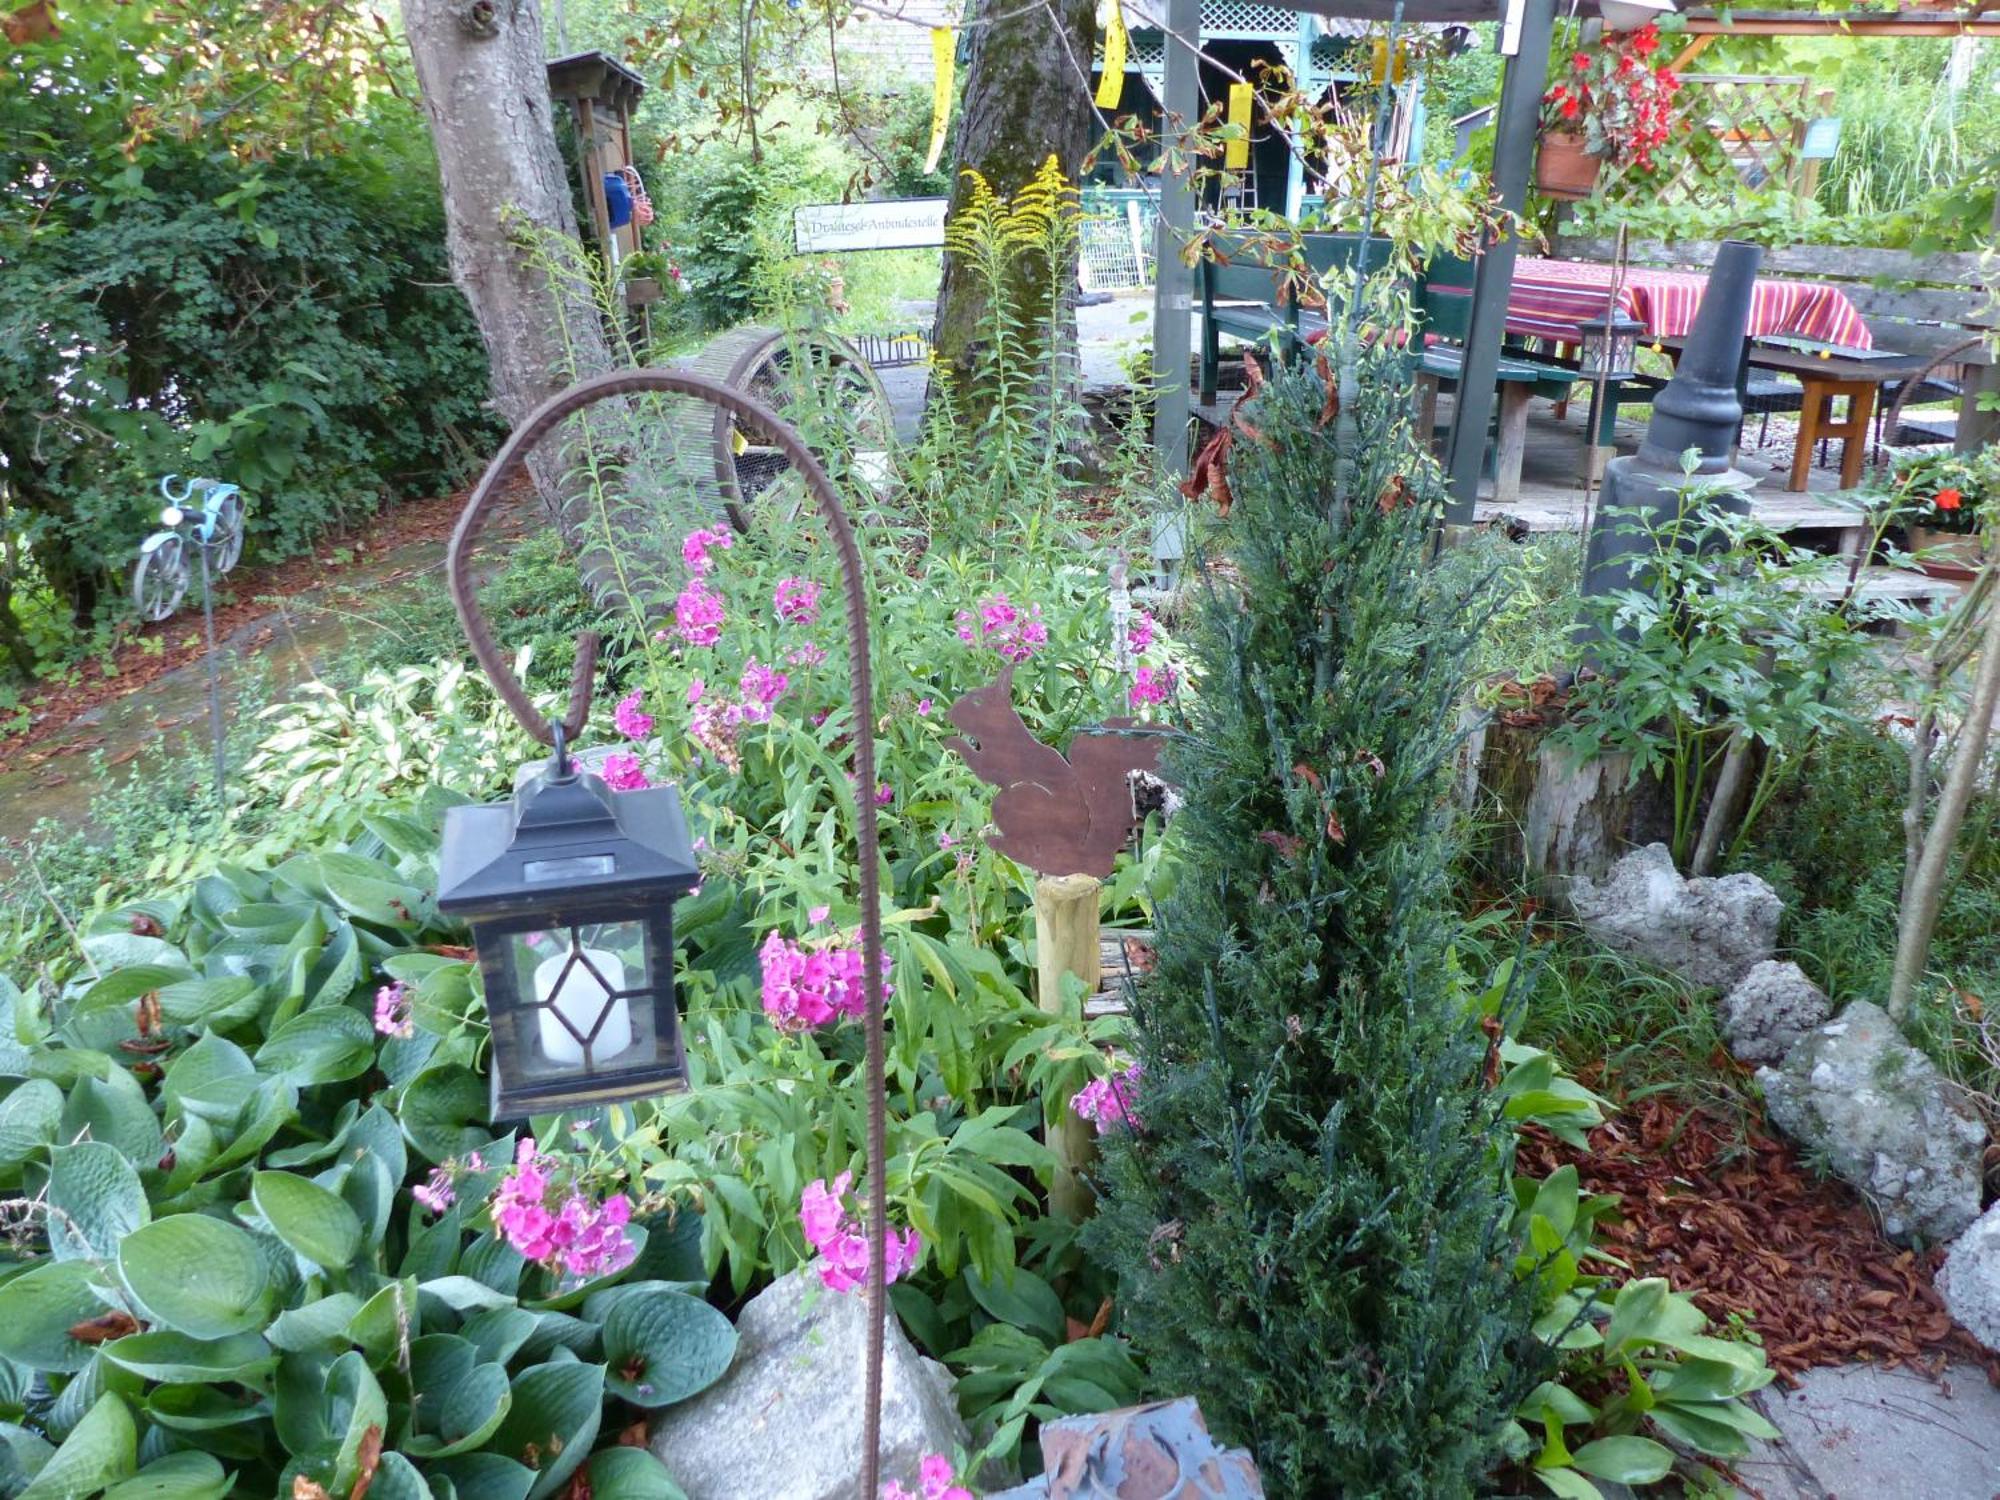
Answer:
1085 339 1526 1497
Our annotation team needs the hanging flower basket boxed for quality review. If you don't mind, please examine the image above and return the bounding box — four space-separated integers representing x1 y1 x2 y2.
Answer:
1535 128 1602 198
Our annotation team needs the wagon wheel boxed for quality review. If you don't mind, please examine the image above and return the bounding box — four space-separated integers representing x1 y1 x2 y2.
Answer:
209 489 246 574
132 535 190 623
676 327 894 533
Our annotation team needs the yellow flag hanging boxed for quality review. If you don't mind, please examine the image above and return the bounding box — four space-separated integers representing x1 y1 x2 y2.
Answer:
924 27 955 175
1095 0 1128 110
1224 82 1253 171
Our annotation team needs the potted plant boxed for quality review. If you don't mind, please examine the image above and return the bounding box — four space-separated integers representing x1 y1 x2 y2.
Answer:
617 249 683 308
1894 447 1995 579
1539 22 1684 198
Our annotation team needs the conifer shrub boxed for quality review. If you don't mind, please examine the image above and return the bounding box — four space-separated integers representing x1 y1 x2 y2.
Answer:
1085 344 1529 1496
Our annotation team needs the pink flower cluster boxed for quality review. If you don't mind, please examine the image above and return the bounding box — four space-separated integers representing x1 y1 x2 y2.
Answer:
1128 611 1156 653
674 579 725 647
774 576 821 626
882 1454 973 1500
956 593 1047 663
1074 1058 1143 1135
681 526 734 576
738 658 790 721
373 982 413 1040
1129 665 1175 709
799 1171 922 1294
489 1137 638 1280
613 690 654 740
759 930 894 1032
601 751 651 792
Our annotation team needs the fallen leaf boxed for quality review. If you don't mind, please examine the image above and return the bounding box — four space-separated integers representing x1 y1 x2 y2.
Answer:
347 1425 383 1500
70 1312 140 1344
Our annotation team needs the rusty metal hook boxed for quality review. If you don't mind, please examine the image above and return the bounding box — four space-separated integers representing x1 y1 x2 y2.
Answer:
445 366 891 1494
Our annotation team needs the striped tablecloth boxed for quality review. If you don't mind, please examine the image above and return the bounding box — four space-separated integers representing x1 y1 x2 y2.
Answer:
1503 257 1874 351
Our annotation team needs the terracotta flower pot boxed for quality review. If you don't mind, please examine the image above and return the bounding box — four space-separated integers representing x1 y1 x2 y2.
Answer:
1536 128 1602 199
1908 524 1989 581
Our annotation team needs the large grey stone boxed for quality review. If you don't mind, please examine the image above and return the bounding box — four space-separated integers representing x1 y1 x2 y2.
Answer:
1757 1001 1987 1245
1568 842 1781 990
649 1268 969 1500
1939 1202 2000 1354
1719 960 1831 1065
1730 1362 2000 1499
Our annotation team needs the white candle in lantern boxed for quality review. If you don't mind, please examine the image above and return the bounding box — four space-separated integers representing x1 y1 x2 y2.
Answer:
533 949 633 1067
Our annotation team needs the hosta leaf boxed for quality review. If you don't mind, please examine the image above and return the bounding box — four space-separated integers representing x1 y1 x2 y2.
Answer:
457 1308 538 1368
584 1448 687 1500
267 1294 364 1354
1567 1435 1674 1484
47 1142 149 1261
0 1259 107 1373
0 1081 63 1183
59 1068 164 1170
160 1036 254 1122
101 1330 275 1384
601 1290 736 1407
324 1351 387 1496
363 1452 427 1500
17 1392 137 1500
256 1008 374 1087
425 1454 535 1500
347 1279 418 1367
406 1363 511 1457
118 1215 272 1340
251 1171 362 1270
316 853 425 929
488 1362 602 1500
397 1066 488 1164
419 1277 516 1313
102 1451 231 1500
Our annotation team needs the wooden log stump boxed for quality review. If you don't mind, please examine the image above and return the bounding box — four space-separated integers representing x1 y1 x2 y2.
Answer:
1035 873 1103 1221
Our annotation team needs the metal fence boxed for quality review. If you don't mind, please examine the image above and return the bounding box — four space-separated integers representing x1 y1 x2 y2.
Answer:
1079 188 1157 292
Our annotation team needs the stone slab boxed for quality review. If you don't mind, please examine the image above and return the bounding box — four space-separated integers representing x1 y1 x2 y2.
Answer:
1731 1362 2000 1500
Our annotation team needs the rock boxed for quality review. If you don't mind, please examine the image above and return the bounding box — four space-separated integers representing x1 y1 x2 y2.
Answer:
649 1268 969 1500
1718 960 1831 1065
1731 1362 2000 1499
984 1399 1264 1499
1568 842 1781 990
1756 1001 1987 1245
1939 1202 2000 1353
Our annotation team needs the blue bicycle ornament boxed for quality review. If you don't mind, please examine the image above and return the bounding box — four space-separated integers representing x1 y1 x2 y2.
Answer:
132 475 246 622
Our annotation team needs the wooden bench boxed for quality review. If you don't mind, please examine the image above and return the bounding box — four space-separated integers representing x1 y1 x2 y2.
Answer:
1554 236 1996 485
1196 232 1395 402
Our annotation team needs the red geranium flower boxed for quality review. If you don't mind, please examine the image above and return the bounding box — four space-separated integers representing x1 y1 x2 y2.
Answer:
1561 96 1581 119
1935 487 1963 511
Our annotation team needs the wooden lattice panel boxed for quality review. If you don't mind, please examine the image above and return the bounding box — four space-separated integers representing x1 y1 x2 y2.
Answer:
1592 73 1834 208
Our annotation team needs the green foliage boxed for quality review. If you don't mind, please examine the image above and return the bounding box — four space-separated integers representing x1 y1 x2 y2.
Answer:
1084 345 1530 1497
1555 479 1891 868
0 812 705 1499
0 9 494 674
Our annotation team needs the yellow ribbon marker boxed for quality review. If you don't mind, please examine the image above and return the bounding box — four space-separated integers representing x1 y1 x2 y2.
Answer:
924 27 955 175
1096 0 1128 110
1369 39 1408 85
1225 82 1253 171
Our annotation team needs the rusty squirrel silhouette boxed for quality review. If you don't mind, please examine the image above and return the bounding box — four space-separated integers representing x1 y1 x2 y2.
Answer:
944 665 1165 878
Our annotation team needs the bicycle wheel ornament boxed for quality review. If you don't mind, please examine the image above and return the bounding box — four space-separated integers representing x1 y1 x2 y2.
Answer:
210 488 246 573
133 535 190 622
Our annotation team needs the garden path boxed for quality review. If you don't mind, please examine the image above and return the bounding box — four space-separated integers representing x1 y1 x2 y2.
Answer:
1734 1361 2000 1499
0 486 536 859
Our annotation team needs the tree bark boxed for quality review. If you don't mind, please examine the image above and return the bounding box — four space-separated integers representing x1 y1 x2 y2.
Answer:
929 0 1098 412
398 0 614 506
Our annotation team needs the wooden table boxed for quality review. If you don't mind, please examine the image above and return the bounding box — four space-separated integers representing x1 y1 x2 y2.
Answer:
1736 343 1932 492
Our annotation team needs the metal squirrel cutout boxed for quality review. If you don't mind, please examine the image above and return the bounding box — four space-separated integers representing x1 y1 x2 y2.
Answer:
944 665 1166 878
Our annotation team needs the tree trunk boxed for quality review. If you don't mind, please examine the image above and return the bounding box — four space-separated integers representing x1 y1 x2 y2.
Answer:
398 0 614 507
929 0 1097 412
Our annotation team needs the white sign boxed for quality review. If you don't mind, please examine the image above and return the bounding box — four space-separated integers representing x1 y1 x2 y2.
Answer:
794 198 949 254
1799 117 1843 161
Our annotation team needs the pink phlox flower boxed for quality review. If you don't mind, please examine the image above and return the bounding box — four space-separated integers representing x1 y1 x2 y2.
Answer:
937 832 956 850
797 1175 923 1294
1129 665 1175 709
687 677 706 705
917 697 933 716
1129 611 1156 652
613 690 654 740
601 751 650 792
489 1137 635 1278
553 1191 637 1279
689 700 743 772
674 579 725 647
883 1485 919 1500
808 904 831 925
917 1455 972 1500
739 659 790 719
874 782 895 807
774 576 821 626
413 1165 455 1215
373 982 413 1040
759 931 894 1032
681 527 734 577
787 642 827 668
1074 1058 1143 1135
957 593 1047 663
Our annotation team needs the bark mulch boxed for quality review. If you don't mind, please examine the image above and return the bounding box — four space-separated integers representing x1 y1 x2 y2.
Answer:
1519 1090 1999 1388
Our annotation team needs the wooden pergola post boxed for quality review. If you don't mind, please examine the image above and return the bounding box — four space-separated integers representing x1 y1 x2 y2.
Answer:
1149 0 1202 478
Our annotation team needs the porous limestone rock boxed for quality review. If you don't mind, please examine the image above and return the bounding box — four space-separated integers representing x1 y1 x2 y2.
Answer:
650 1267 969 1500
1939 1202 2000 1354
1756 1001 1987 1245
1568 842 1781 990
1719 960 1831 1065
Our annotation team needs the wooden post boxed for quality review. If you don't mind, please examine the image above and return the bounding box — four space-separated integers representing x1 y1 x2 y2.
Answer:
1035 873 1102 1221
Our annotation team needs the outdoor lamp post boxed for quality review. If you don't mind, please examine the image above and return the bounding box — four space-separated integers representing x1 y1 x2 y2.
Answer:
1576 307 1644 384
437 738 700 1118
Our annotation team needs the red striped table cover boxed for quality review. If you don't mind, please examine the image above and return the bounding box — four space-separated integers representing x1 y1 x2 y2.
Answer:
1501 257 1873 351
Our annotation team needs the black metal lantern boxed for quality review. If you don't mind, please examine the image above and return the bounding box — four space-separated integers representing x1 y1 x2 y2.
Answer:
1577 307 1645 384
437 745 700 1118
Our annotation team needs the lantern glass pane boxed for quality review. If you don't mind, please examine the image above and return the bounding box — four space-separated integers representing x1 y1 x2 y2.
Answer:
504 921 660 1078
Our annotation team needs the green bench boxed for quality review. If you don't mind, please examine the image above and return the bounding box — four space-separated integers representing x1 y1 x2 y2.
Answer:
1413 257 1582 503
1196 232 1397 404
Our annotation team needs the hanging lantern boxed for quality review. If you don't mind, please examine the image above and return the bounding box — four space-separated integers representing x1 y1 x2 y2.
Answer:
437 743 700 1118
1577 307 1644 384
